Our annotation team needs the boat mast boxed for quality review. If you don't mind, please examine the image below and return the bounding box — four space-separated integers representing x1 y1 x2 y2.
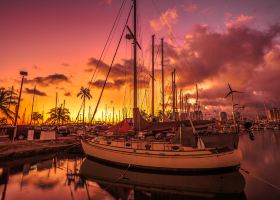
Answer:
161 38 165 121
133 0 139 130
172 69 176 120
151 34 155 119
29 85 36 125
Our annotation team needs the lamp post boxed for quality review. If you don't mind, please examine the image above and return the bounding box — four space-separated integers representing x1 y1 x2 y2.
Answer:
12 71 28 142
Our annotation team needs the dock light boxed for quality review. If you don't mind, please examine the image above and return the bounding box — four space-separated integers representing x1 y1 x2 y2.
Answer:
12 70 28 142
20 71 28 76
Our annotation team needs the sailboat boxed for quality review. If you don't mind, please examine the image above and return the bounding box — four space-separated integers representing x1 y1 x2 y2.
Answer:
81 0 242 172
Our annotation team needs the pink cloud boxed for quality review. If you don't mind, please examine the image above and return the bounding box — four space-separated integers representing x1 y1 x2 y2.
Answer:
158 23 280 111
183 3 198 13
226 14 255 28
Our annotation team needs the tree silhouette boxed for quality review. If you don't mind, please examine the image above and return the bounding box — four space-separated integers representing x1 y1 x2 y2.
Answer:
0 87 17 123
31 112 43 125
46 105 71 125
77 87 92 125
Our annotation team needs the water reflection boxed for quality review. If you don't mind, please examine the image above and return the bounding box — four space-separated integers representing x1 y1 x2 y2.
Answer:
239 130 280 200
0 155 86 200
80 158 246 200
0 154 246 200
1 131 280 199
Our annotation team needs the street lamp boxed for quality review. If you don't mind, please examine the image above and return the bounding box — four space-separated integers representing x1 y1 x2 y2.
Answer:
12 71 28 142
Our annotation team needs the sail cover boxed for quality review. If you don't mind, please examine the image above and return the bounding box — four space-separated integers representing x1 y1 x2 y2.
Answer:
108 118 133 134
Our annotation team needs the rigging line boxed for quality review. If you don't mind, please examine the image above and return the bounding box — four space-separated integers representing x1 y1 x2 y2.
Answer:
240 167 280 191
74 101 84 123
90 5 133 123
88 0 127 89
155 43 160 68
140 88 147 110
77 0 126 123
95 6 124 83
104 164 131 191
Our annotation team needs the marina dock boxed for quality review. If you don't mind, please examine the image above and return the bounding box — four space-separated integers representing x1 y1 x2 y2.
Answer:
0 136 81 163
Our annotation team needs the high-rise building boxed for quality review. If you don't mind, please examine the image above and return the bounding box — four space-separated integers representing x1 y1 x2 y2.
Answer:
268 107 280 121
219 112 228 122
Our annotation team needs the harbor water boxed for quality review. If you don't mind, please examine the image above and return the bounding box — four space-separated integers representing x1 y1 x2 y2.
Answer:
0 130 280 200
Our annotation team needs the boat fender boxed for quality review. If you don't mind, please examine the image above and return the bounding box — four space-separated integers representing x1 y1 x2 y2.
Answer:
145 144 151 150
171 146 180 151
249 131 255 141
125 143 131 147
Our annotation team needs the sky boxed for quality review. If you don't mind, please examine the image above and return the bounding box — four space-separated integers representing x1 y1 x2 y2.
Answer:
1 0 280 122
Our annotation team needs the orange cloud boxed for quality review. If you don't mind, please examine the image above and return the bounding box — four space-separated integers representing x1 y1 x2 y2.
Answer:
150 8 178 32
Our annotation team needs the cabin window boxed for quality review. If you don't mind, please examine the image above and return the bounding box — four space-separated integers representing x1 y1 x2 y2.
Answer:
172 146 180 151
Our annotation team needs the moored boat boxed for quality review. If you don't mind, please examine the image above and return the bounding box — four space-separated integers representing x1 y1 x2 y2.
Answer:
81 0 242 172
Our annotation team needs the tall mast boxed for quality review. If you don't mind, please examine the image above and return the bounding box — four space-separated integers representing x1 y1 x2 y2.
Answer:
133 0 139 130
29 85 36 125
113 106 115 124
55 92 58 124
179 89 182 115
151 34 155 119
55 92 58 112
22 107 26 125
172 69 176 120
133 0 137 110
161 38 165 121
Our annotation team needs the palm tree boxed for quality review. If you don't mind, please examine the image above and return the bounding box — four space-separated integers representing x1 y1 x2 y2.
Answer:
77 87 92 125
0 88 17 123
46 105 71 125
0 117 7 125
31 112 43 125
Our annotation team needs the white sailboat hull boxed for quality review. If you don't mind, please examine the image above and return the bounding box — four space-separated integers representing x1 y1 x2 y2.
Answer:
81 140 242 171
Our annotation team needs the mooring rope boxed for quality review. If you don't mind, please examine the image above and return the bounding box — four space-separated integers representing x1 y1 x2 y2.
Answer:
104 163 132 190
240 167 280 192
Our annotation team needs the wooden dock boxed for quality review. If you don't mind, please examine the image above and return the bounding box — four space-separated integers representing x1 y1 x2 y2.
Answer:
0 136 82 163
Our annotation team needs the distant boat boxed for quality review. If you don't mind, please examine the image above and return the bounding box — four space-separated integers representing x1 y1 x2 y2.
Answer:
81 0 241 172
79 158 246 199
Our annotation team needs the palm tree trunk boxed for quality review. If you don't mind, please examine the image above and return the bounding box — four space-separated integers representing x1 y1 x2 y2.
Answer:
83 97 85 126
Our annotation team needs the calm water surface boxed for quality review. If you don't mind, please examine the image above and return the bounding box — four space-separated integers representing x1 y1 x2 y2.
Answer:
0 130 280 200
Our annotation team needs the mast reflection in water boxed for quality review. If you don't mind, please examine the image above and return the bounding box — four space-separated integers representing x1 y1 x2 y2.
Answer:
80 158 245 200
0 130 280 199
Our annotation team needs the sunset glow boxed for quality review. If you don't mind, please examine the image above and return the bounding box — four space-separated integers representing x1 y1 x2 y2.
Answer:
1 0 280 123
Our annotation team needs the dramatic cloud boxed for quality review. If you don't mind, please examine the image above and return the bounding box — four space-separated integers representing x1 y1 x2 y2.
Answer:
89 79 126 90
226 14 255 28
150 8 178 32
160 23 280 112
86 57 150 89
25 88 47 96
25 74 70 87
